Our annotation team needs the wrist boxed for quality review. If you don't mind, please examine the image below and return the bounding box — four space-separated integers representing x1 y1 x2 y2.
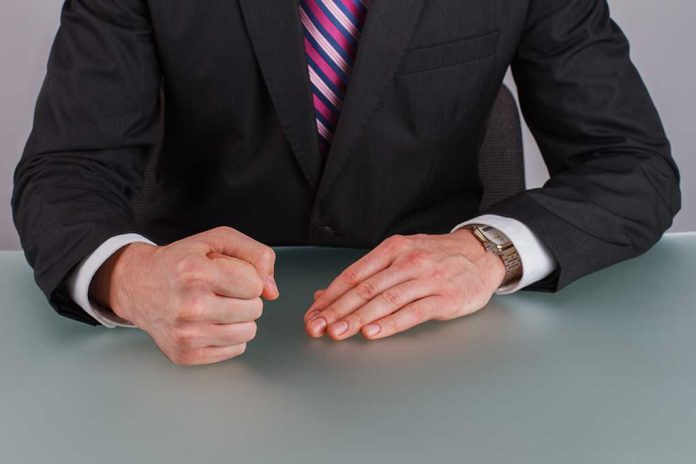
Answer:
89 242 157 323
452 229 506 289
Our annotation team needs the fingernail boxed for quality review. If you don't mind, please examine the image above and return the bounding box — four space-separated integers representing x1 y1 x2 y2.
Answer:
267 276 278 295
331 321 348 337
308 317 327 335
363 324 381 337
305 310 320 322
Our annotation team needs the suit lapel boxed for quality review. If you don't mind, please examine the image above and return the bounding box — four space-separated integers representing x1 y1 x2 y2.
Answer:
238 0 323 193
238 0 427 197
316 0 427 201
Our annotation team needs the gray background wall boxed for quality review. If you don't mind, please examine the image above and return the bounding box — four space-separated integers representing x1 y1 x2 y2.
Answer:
0 0 693 250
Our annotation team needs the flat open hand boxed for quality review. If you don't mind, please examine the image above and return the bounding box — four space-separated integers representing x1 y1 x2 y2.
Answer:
304 230 506 340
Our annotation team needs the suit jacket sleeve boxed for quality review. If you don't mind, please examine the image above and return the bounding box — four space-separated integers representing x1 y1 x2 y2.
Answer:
484 0 681 291
11 0 161 324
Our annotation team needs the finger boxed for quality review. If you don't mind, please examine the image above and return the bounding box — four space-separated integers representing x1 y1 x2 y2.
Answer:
361 296 445 340
306 237 402 315
168 321 256 352
205 254 265 299
169 344 248 366
198 227 279 300
308 248 392 313
327 279 437 340
305 289 325 320
304 265 419 337
199 296 264 324
201 344 248 364
204 321 258 347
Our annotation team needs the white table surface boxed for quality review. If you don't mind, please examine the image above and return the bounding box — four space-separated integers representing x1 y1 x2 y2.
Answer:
1 234 695 463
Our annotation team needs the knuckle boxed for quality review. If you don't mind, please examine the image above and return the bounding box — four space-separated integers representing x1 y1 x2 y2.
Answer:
392 259 413 274
258 247 276 266
177 295 207 322
320 308 339 323
173 309 191 325
212 225 234 236
172 328 197 348
405 251 431 268
383 316 399 331
340 268 360 287
176 272 204 292
187 241 210 256
381 289 402 307
385 234 408 250
410 303 429 324
250 298 264 320
355 280 377 301
175 258 201 279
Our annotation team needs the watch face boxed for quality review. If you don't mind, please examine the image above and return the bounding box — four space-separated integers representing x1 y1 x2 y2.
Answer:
481 226 511 246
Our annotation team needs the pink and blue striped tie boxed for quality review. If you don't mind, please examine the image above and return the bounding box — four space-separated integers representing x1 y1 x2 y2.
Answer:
299 0 369 156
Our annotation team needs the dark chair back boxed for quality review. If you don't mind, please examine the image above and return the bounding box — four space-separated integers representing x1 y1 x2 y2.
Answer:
478 85 525 210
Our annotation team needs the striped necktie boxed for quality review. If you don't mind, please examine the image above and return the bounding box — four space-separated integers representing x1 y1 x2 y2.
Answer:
299 0 369 156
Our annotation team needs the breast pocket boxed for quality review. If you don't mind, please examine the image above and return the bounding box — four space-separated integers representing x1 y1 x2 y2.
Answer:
396 30 500 76
388 30 501 140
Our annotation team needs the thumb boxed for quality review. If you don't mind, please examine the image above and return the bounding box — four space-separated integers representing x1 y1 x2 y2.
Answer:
248 247 278 301
262 271 280 301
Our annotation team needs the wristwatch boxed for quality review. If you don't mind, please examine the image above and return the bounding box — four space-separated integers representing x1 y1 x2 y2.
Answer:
464 224 522 287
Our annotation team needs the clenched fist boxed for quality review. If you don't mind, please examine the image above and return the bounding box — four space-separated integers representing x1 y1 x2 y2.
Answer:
89 227 279 365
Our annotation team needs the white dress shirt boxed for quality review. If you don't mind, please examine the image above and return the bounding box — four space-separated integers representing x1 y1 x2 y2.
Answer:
68 216 557 327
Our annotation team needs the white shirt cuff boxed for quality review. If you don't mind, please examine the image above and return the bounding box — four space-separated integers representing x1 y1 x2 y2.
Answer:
66 234 156 328
451 214 557 295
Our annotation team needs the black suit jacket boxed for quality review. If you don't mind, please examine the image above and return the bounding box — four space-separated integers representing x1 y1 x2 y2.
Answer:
13 0 680 325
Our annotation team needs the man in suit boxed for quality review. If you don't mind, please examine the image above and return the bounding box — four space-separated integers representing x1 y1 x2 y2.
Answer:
12 0 680 365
